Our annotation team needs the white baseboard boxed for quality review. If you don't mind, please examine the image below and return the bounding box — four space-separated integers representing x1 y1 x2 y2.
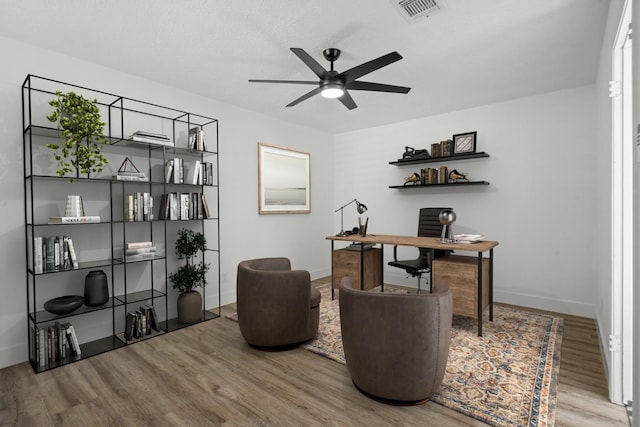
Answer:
0 342 27 370
383 270 595 317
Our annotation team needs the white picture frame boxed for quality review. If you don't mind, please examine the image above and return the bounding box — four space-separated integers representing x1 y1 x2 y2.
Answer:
258 143 311 214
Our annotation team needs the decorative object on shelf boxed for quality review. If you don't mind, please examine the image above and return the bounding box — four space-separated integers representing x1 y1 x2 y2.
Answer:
84 270 110 306
43 295 84 315
258 143 310 214
46 91 109 180
452 131 477 154
400 146 430 162
334 198 368 236
403 172 421 185
169 229 209 323
114 157 148 182
439 209 456 243
448 169 469 183
64 195 84 217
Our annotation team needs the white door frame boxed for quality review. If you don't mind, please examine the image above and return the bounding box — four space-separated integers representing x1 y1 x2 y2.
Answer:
611 0 634 406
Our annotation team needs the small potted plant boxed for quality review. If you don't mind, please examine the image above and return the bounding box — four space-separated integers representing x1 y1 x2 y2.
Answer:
169 228 209 323
46 91 109 181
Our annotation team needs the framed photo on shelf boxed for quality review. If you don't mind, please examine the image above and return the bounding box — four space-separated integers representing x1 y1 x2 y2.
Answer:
452 131 477 154
258 143 310 214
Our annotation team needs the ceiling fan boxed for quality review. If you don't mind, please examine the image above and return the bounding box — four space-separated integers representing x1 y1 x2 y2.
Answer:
248 48 411 110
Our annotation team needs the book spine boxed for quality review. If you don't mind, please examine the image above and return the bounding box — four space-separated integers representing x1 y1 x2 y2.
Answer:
67 325 81 355
67 238 79 269
45 237 55 272
127 194 134 222
33 237 43 274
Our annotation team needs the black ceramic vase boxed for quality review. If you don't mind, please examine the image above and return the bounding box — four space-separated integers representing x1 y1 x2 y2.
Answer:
84 270 109 306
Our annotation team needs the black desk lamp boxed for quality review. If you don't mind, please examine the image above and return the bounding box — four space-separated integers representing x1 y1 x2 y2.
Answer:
335 198 368 236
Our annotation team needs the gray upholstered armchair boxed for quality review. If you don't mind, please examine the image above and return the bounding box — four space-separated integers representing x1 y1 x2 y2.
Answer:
237 257 321 348
339 277 452 404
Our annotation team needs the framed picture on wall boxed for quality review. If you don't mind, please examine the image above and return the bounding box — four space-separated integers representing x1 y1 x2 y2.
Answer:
452 131 477 154
258 143 311 214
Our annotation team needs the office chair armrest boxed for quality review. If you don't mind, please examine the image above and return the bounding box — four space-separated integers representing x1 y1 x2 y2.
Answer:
392 245 399 261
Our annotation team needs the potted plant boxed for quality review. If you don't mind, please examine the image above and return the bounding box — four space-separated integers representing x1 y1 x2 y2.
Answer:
46 91 109 180
169 228 209 323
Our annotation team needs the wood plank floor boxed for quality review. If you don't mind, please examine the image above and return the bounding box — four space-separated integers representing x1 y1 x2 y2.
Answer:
0 278 630 426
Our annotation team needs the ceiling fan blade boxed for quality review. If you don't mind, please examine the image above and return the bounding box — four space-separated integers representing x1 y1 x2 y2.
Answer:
338 90 357 110
339 51 403 84
290 48 328 79
346 81 411 93
248 79 318 85
286 86 324 107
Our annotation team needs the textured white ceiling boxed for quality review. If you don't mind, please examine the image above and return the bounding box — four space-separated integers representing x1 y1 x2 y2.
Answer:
0 0 609 134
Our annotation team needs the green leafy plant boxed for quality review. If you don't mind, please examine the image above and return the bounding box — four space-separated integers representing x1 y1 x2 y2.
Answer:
169 229 209 293
46 91 109 180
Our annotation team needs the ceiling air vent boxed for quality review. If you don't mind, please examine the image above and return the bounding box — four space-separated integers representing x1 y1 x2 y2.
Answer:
391 0 440 23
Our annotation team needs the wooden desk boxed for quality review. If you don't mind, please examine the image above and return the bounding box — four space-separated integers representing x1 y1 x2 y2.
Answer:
326 234 499 336
332 248 382 293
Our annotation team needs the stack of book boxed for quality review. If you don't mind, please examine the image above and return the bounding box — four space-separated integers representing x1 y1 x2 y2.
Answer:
188 127 207 151
114 171 148 182
32 321 81 368
129 131 174 147
126 193 153 222
125 304 160 340
33 235 79 273
157 192 211 220
124 241 156 261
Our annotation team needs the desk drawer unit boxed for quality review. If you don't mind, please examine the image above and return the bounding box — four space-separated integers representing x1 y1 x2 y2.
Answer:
432 255 489 318
332 248 382 292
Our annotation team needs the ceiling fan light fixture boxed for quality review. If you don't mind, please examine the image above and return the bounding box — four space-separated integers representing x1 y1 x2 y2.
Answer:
321 83 345 99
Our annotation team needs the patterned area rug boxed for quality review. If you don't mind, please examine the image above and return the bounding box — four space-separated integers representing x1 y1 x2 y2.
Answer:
229 284 563 427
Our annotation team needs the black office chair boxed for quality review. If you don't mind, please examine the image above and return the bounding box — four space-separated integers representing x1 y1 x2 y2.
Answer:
388 207 452 292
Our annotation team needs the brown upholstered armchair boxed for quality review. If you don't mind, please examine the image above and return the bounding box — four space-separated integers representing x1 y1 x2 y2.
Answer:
339 277 452 404
237 257 321 348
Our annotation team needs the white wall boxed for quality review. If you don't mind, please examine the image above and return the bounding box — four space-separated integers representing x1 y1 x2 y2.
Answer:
334 85 597 317
0 36 334 369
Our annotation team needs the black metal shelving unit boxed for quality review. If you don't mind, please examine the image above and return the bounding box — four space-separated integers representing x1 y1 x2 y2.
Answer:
22 75 221 373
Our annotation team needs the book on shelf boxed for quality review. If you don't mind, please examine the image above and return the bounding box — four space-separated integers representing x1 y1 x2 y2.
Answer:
36 235 79 272
142 304 160 332
165 158 184 184
125 246 157 255
114 174 149 182
186 160 201 185
188 127 207 151
157 191 211 220
34 322 81 367
33 236 43 274
131 130 171 141
129 131 173 147
48 216 100 224
65 324 81 356
125 308 156 340
126 241 153 250
125 193 153 222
